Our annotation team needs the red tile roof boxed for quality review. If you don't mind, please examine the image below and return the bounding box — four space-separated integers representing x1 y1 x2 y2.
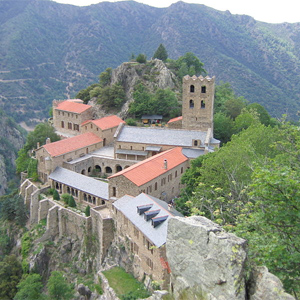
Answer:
56 100 92 113
43 132 102 157
167 116 182 124
109 147 187 186
81 115 125 130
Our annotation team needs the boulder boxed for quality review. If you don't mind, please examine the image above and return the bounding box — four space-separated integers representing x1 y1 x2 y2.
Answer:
167 216 247 300
249 266 295 300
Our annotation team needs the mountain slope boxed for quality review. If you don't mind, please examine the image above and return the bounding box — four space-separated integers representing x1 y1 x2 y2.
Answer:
0 0 300 121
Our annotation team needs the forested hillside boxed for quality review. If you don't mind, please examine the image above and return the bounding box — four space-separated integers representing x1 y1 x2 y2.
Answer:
1 0 300 123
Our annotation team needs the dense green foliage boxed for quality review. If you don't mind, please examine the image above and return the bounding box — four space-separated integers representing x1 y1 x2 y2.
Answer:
0 255 23 300
14 273 45 300
153 44 168 61
136 53 147 64
85 205 90 217
178 122 300 294
15 122 60 177
47 271 74 300
0 191 27 227
128 84 179 118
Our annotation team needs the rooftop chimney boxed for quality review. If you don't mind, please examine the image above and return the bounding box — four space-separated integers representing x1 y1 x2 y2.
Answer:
46 138 51 144
164 159 168 170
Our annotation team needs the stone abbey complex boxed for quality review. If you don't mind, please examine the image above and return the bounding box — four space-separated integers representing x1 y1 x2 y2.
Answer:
21 75 220 289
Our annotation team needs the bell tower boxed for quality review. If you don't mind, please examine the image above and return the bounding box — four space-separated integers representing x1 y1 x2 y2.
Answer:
181 75 215 131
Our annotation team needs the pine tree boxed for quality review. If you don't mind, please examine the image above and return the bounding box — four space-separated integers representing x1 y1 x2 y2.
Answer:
153 44 168 61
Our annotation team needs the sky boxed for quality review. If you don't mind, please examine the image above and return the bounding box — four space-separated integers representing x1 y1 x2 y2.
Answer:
53 0 300 24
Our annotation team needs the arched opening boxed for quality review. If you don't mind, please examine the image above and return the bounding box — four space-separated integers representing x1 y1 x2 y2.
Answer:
103 138 106 146
190 85 195 93
84 193 87 201
81 169 86 175
105 166 112 174
201 86 206 93
112 187 116 197
92 197 96 205
61 121 64 128
95 165 101 173
155 182 158 191
201 100 205 108
88 195 92 203
67 187 70 194
189 100 194 108
88 167 92 173
102 200 105 205
115 165 122 172
194 140 198 146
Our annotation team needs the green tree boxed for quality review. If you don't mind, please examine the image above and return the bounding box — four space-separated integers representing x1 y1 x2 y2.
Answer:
47 271 74 300
24 122 60 152
85 205 90 217
128 84 153 118
15 148 31 174
136 53 147 63
97 83 126 110
68 196 76 208
99 68 112 87
14 273 45 300
153 44 168 61
76 83 100 104
53 189 60 201
176 52 206 77
0 255 22 299
27 158 38 181
152 88 178 117
224 96 248 119
213 112 235 144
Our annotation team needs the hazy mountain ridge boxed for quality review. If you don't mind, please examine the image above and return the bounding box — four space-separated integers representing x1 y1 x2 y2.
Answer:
1 0 300 122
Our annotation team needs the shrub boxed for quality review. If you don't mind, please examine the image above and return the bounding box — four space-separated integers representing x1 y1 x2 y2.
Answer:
125 118 137 126
68 196 76 208
85 205 90 217
53 190 60 200
136 53 147 63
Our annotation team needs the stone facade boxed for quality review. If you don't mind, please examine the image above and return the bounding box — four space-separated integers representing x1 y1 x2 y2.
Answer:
108 161 188 202
112 206 170 288
182 75 215 131
53 100 93 136
36 136 103 183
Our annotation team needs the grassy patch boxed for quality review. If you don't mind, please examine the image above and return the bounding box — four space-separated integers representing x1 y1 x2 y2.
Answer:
102 267 150 299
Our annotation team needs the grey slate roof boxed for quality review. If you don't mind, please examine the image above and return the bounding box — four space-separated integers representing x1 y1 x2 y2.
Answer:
117 126 208 147
49 167 109 200
182 148 205 158
113 193 182 247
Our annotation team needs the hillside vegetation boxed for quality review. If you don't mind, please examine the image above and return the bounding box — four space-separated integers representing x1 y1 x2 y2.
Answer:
1 0 300 123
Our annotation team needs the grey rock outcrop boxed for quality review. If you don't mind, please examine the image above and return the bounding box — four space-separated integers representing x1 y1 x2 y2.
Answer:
167 216 247 300
249 266 295 300
109 59 179 118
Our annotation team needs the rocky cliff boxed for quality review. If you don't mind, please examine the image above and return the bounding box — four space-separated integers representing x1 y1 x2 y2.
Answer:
95 59 180 119
0 112 25 195
167 216 295 300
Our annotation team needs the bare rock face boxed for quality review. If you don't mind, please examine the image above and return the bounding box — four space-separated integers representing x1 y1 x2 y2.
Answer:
166 216 247 300
249 266 295 300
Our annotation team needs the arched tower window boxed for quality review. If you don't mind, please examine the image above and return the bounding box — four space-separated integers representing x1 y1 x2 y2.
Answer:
201 86 206 93
190 85 195 93
201 100 206 108
189 100 194 108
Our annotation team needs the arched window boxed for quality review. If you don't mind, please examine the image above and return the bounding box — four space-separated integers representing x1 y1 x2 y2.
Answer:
194 140 198 146
201 100 206 108
190 85 195 93
112 187 116 197
88 167 92 173
105 166 112 174
95 165 101 173
189 100 194 108
201 86 206 93
61 121 64 128
81 169 85 175
116 165 122 172
155 182 158 190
